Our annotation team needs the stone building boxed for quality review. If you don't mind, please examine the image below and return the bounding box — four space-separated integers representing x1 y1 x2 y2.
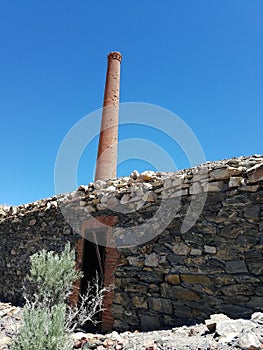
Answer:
0 155 263 332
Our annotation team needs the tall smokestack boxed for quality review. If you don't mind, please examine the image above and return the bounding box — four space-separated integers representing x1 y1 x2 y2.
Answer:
95 52 122 180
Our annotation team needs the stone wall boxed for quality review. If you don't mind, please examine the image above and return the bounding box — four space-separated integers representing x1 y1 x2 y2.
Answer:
0 198 80 304
0 155 263 331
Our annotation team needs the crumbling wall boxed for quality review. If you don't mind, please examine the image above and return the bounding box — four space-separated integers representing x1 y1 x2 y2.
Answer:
0 155 263 331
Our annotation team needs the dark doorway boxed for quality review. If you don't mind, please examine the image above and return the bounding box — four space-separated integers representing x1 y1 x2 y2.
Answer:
80 229 106 332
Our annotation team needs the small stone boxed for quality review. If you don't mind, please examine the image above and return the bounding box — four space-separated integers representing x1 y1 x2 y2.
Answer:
140 315 161 331
205 314 231 332
171 239 191 255
110 331 123 342
238 331 261 349
229 176 242 188
103 339 115 347
247 162 263 183
132 296 148 308
145 253 159 267
204 181 228 192
172 286 200 300
225 260 248 273
216 319 254 337
239 184 260 192
181 274 213 285
0 336 12 346
251 312 263 325
143 182 153 190
165 274 180 285
127 256 140 266
77 184 89 192
71 331 89 342
209 167 230 180
115 344 124 350
210 166 242 180
190 248 202 256
140 170 155 181
204 245 217 254
130 170 139 179
148 297 173 314
29 219 36 226
94 180 107 190
218 332 238 344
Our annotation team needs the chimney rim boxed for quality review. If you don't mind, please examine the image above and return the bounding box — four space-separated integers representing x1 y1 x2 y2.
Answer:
108 52 122 62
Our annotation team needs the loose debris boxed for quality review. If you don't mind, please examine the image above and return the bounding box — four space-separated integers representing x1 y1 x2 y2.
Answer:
1 302 263 349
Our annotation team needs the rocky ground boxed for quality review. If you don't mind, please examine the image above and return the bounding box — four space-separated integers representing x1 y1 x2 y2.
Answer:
1 302 263 350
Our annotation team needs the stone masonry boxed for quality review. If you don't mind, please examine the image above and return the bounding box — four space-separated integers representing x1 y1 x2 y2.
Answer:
0 155 263 331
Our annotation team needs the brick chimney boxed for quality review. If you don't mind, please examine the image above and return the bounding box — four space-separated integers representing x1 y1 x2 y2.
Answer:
95 52 122 180
73 53 122 317
96 52 122 332
76 52 122 332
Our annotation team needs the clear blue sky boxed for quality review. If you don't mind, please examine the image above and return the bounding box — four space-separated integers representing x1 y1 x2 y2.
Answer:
1 0 262 206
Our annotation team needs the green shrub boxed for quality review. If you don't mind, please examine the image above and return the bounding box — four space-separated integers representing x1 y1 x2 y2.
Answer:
11 243 112 350
11 303 72 350
26 243 82 306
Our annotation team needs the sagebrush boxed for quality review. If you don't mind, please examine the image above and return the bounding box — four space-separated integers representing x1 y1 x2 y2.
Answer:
11 243 112 350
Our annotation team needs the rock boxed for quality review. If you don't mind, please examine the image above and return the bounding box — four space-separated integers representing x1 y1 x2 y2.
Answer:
103 339 115 347
190 248 202 256
115 344 124 350
204 245 217 254
29 219 36 226
205 314 230 332
217 332 238 344
225 260 248 273
216 319 256 337
209 166 242 180
140 315 161 331
132 296 148 308
78 184 88 192
251 312 263 325
238 330 261 349
0 336 12 346
140 170 155 181
171 239 191 255
204 181 228 192
145 253 159 267
181 274 213 285
165 274 180 285
94 179 107 190
148 297 173 314
71 331 90 340
229 176 242 188
247 163 263 183
110 330 123 342
130 170 139 179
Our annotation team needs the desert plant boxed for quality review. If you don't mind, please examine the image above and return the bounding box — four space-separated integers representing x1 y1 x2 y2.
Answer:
25 243 82 306
11 303 72 350
67 272 112 332
11 243 112 350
